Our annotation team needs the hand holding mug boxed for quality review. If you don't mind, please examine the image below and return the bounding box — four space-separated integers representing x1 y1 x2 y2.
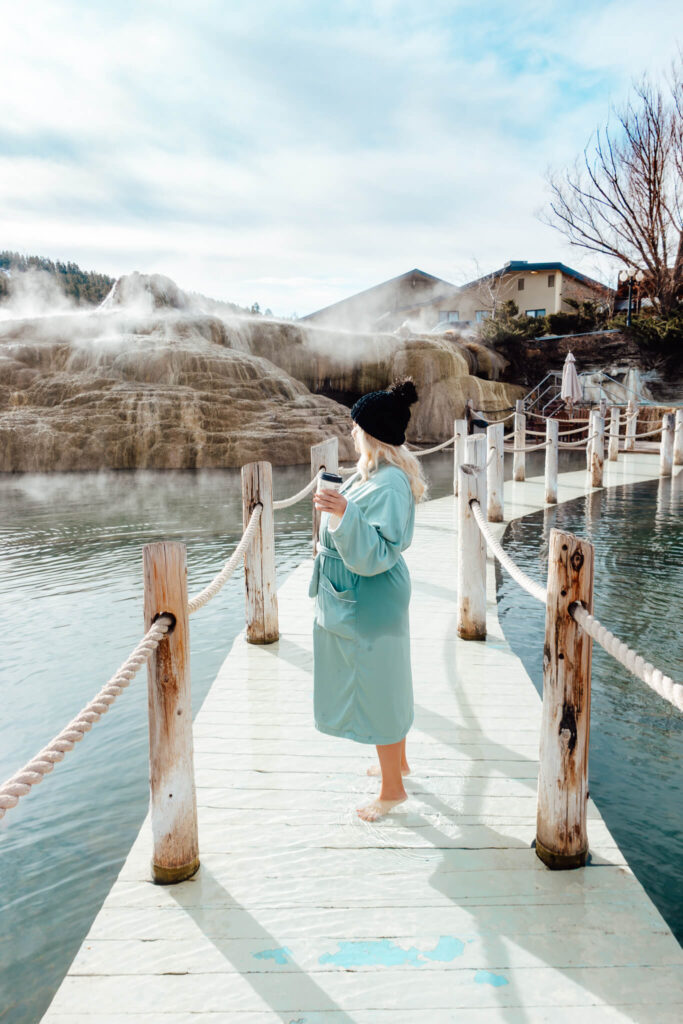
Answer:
313 488 347 518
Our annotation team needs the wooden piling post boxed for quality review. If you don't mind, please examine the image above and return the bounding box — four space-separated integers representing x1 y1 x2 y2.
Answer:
625 400 637 452
536 528 594 870
660 413 675 477
590 412 604 488
311 437 339 555
241 461 279 644
513 399 526 482
486 422 504 522
608 406 620 462
674 408 683 466
453 418 467 496
457 436 486 641
143 542 199 885
599 397 607 419
545 418 558 505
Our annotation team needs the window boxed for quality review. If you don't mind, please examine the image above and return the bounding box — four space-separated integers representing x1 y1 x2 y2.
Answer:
548 274 555 287
438 310 459 322
525 308 546 318
517 278 525 291
475 310 491 322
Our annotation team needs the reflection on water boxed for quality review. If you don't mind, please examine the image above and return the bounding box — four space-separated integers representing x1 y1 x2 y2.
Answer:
497 474 683 944
0 454 456 1024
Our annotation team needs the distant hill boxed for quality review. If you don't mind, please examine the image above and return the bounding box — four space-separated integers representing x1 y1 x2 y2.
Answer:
0 251 265 316
0 251 115 306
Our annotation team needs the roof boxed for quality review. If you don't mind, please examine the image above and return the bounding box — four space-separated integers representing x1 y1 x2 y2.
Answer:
462 260 611 292
301 268 457 322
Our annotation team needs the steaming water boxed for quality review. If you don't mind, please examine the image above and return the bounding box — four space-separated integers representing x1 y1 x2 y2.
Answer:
1 453 680 1022
497 474 683 945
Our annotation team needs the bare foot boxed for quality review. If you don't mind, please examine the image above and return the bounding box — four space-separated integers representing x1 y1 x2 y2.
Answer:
356 796 407 822
366 764 410 777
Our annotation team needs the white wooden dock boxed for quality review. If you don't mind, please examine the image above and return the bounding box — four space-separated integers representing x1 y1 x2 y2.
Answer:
42 452 683 1023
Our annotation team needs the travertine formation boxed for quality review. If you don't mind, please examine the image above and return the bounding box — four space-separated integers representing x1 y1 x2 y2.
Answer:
0 275 523 471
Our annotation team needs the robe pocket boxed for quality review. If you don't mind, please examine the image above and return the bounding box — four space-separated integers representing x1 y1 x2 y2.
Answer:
316 575 357 640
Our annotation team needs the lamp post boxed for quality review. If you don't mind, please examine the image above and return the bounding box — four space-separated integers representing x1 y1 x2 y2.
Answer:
618 267 645 327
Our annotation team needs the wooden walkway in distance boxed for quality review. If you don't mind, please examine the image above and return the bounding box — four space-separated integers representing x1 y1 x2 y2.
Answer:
42 452 683 1022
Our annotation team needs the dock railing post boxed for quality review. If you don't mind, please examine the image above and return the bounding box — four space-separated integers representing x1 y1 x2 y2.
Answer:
513 399 525 482
486 422 504 522
457 437 486 641
241 461 279 644
590 412 604 488
625 400 637 452
536 528 594 870
608 406 620 462
674 408 683 466
453 417 467 496
545 418 558 505
660 413 675 477
311 437 339 555
143 541 200 885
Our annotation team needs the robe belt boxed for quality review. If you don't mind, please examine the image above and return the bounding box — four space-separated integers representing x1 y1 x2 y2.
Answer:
316 543 343 561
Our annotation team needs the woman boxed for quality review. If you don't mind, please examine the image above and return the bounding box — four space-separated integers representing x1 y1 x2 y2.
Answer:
310 378 427 821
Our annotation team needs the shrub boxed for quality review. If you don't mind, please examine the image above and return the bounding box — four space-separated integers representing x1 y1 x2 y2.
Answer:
477 300 547 347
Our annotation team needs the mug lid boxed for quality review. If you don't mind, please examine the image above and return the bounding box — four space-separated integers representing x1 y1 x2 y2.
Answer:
320 471 343 483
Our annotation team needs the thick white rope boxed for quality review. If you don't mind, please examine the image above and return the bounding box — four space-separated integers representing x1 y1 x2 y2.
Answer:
272 472 320 510
339 465 358 476
0 616 173 819
470 499 547 603
409 435 456 457
571 604 683 713
632 425 665 439
557 432 598 449
503 440 551 454
188 504 263 614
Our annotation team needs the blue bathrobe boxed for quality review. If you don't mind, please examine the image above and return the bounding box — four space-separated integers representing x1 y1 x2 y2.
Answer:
309 463 416 745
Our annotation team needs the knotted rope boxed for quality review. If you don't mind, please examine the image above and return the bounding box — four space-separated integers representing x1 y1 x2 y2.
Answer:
504 440 551 454
0 616 173 819
571 604 683 713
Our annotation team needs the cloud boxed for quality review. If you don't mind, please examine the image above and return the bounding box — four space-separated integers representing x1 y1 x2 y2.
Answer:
0 0 680 314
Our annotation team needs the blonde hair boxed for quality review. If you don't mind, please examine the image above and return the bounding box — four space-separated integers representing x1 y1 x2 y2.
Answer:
353 424 428 503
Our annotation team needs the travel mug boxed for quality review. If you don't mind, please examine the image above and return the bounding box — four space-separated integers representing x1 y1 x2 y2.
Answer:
317 471 344 531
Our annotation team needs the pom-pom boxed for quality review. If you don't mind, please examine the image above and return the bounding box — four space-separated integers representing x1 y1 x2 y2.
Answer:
389 377 418 405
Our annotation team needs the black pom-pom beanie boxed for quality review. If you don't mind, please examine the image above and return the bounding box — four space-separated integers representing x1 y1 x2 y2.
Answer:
350 377 419 446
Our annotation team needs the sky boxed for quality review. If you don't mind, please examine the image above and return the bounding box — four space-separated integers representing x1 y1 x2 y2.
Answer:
1 0 681 317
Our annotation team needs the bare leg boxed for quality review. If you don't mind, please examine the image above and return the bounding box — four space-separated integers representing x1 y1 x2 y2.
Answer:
357 739 408 821
367 736 410 776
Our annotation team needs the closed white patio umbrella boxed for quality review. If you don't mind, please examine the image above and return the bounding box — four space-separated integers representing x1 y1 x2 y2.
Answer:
561 351 582 408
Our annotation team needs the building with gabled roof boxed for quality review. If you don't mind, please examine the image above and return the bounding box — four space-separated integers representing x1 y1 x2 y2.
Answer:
301 261 612 334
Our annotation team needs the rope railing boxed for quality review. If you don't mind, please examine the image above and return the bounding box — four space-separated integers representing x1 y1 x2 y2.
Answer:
0 502 267 821
504 440 551 454
470 499 547 603
272 472 320 510
468 493 681 714
0 616 173 820
570 604 683 713
188 504 263 614
409 434 456 457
